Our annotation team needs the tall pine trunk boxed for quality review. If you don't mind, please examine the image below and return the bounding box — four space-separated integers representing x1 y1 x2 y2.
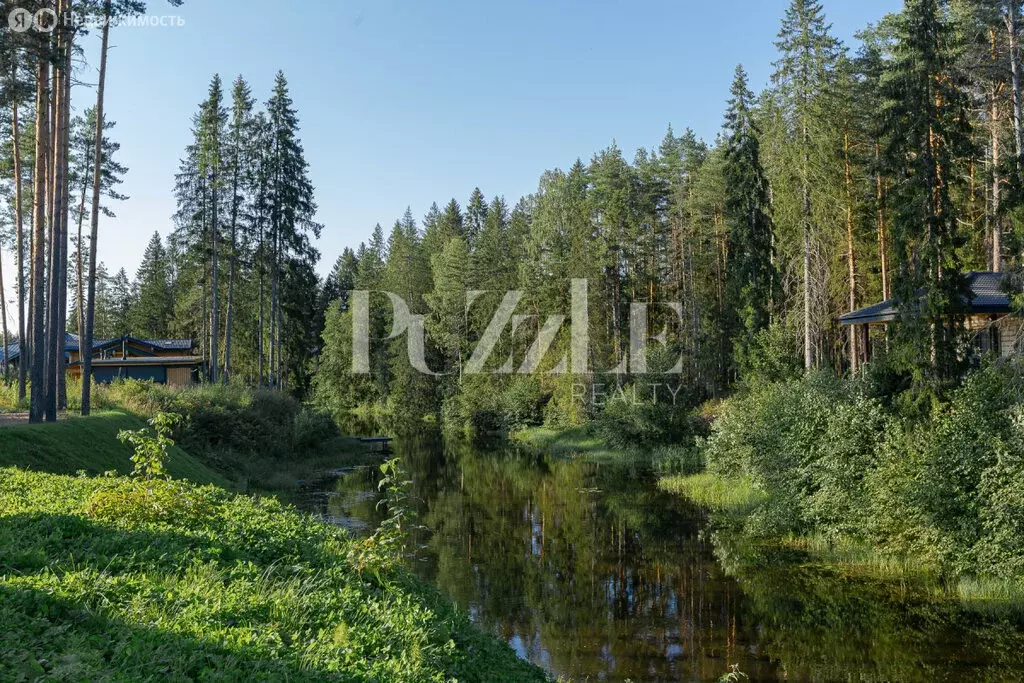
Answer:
30 57 51 423
992 90 1002 272
844 132 858 373
81 1 110 417
11 81 27 399
0 234 8 381
1007 5 1024 164
802 119 813 370
875 144 889 301
210 166 220 384
225 170 238 382
45 12 69 422
56 23 72 411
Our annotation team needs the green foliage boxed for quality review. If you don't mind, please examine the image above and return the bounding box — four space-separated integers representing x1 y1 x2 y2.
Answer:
591 394 704 450
698 362 1024 581
0 467 547 682
117 411 181 480
105 379 336 461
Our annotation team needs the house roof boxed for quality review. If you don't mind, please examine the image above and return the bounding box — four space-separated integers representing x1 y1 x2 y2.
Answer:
840 272 1019 326
1 334 194 364
69 356 202 367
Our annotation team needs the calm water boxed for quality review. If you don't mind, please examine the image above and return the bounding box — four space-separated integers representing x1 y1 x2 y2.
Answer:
298 430 1024 682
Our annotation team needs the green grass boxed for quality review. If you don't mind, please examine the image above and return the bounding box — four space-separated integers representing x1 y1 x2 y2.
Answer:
658 472 766 510
515 425 645 463
0 410 229 487
0 467 549 682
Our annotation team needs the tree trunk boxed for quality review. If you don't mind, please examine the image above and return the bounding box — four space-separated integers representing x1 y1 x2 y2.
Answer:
30 56 51 423
210 166 219 385
873 143 889 301
0 236 8 381
845 132 858 374
11 80 27 399
992 91 1003 273
1007 4 1024 164
46 13 69 422
82 2 110 417
802 122 814 370
76 157 89 345
56 22 72 411
225 166 238 382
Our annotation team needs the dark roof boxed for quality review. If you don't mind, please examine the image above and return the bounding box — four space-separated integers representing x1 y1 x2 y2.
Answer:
2 334 194 364
840 272 1019 325
69 356 202 367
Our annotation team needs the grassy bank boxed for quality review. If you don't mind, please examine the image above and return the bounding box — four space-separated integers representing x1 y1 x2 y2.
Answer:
0 410 229 487
0 467 547 681
658 473 764 511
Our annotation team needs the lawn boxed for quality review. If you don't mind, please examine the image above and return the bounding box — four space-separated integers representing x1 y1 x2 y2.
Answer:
0 411 228 486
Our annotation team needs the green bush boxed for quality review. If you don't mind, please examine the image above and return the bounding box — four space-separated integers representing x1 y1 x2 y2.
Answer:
699 361 1024 580
292 408 340 452
591 391 704 450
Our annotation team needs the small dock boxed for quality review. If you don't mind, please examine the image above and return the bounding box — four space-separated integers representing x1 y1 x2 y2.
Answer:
358 437 394 454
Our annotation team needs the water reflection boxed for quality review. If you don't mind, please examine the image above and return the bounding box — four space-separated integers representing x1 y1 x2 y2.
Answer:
300 429 1024 682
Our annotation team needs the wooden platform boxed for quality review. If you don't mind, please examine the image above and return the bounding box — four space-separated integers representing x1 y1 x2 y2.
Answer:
357 437 393 453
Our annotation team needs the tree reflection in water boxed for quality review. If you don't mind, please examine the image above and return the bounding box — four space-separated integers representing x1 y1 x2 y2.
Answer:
302 428 1024 683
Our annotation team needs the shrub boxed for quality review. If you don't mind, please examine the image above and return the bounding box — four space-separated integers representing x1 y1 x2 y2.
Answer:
592 390 704 450
292 408 340 452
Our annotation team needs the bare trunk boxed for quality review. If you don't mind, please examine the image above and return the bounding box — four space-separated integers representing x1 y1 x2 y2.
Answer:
802 122 813 370
992 92 1003 273
0 236 8 381
225 170 238 382
845 133 858 374
81 2 110 416
11 81 27 398
46 13 68 422
76 166 88 344
30 57 51 423
210 165 219 385
56 24 72 411
1007 5 1024 164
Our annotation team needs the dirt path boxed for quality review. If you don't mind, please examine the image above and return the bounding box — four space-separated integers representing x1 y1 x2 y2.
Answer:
0 413 30 427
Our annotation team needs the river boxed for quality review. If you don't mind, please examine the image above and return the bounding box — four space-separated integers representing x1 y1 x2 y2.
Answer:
297 429 1024 682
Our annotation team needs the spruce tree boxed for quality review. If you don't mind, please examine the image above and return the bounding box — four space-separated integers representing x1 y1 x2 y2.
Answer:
882 0 976 379
129 232 172 338
772 0 841 369
723 65 778 375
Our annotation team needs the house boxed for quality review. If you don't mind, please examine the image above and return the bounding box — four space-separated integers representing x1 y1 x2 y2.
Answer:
840 271 1022 362
1 334 201 387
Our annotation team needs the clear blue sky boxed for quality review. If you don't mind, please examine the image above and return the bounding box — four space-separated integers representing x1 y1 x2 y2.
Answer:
4 0 903 329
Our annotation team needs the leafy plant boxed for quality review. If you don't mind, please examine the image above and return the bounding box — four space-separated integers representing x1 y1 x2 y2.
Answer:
117 411 180 480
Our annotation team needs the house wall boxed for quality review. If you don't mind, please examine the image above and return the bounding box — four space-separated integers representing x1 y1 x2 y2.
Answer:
997 317 1022 357
167 367 193 387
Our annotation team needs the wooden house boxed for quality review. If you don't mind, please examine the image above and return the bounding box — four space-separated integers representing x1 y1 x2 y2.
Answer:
840 271 1022 362
1 334 201 387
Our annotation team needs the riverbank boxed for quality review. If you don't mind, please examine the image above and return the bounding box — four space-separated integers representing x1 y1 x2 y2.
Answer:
0 467 547 681
0 382 550 681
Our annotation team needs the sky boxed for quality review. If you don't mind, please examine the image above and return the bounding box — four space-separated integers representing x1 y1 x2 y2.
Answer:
3 0 902 331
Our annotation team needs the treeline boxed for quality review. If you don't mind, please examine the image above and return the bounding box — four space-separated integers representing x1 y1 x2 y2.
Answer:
315 0 1024 429
68 72 322 392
